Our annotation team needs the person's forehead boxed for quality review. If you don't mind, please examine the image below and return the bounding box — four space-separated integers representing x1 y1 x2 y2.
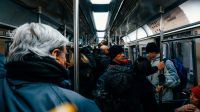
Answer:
117 52 123 55
100 45 108 49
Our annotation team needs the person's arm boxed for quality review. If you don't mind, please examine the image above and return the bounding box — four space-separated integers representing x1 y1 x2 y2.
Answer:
175 104 197 112
164 60 180 88
150 61 165 74
150 66 158 74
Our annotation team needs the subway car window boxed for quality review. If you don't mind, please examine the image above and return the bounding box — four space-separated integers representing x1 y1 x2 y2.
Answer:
173 41 195 88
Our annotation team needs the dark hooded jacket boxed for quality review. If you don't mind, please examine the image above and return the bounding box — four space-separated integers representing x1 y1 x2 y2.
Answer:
94 51 110 82
0 54 100 112
95 61 141 112
133 57 159 112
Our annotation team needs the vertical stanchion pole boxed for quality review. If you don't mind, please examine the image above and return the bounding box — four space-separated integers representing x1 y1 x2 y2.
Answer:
38 6 42 23
135 24 139 57
107 32 111 47
64 24 67 37
160 6 164 61
85 34 88 45
159 5 164 107
73 0 79 92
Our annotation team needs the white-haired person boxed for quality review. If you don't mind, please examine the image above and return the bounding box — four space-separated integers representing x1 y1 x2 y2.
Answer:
0 23 101 112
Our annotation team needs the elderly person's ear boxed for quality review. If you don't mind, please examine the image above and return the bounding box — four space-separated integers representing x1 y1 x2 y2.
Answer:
51 49 61 59
51 48 67 68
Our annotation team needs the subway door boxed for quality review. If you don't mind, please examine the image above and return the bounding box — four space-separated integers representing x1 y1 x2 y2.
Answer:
132 45 139 61
128 46 134 63
195 38 200 84
171 40 197 88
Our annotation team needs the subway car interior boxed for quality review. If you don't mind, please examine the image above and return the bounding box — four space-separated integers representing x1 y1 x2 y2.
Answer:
0 0 200 112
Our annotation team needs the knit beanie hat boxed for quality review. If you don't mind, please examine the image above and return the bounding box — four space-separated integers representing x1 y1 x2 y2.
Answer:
191 85 200 99
146 42 160 53
109 45 124 60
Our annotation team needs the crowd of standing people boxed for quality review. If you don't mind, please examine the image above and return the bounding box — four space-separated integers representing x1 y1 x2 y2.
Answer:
0 22 199 112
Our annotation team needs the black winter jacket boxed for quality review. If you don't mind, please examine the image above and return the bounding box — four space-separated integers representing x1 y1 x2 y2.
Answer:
0 54 100 112
96 62 142 112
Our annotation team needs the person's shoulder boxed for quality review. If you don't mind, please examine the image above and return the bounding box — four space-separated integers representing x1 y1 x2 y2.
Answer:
52 85 86 100
52 85 101 112
165 59 176 68
165 59 173 64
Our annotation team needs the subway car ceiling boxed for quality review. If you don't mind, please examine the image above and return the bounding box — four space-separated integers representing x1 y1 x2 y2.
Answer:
123 0 200 46
0 0 189 42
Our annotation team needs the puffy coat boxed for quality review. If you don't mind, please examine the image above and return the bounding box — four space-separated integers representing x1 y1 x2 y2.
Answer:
95 62 142 112
0 54 100 112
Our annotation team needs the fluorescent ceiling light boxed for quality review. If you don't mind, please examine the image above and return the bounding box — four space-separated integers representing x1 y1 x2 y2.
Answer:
93 12 109 31
98 37 104 42
90 0 111 4
97 32 105 37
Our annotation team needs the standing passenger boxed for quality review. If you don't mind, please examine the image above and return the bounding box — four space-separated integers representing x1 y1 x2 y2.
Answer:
146 43 180 112
133 56 164 112
145 42 180 102
95 45 141 112
0 23 100 112
97 45 110 74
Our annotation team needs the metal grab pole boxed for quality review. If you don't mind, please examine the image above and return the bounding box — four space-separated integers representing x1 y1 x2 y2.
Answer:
38 6 42 23
64 24 67 37
73 0 79 92
160 6 164 61
159 5 164 106
107 32 111 47
135 24 139 57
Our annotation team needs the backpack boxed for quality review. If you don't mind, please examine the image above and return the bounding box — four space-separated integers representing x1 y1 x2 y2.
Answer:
170 58 188 99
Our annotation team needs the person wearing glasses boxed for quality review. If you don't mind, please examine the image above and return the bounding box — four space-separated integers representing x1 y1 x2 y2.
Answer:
0 23 100 112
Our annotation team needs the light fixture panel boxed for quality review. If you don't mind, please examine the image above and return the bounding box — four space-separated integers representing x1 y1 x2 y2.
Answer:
93 12 109 31
90 0 111 4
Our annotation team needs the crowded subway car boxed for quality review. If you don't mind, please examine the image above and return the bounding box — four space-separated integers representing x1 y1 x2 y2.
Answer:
0 0 200 112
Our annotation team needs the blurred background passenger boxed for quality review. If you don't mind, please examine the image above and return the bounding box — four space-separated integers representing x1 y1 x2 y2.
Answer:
0 23 100 112
68 50 95 98
94 45 110 80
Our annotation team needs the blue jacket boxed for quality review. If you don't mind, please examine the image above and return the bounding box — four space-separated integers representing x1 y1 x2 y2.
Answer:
147 54 180 102
0 54 100 112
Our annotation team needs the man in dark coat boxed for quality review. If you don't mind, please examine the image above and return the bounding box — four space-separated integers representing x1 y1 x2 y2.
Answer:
0 23 100 112
95 45 141 112
94 45 110 80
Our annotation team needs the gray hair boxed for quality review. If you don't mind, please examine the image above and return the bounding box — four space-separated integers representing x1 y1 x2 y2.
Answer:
8 23 69 62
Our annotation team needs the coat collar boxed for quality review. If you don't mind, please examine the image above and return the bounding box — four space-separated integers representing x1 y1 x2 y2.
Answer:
5 54 69 83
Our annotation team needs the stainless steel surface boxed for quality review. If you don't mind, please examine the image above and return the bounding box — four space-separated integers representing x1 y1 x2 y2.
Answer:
73 0 79 92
